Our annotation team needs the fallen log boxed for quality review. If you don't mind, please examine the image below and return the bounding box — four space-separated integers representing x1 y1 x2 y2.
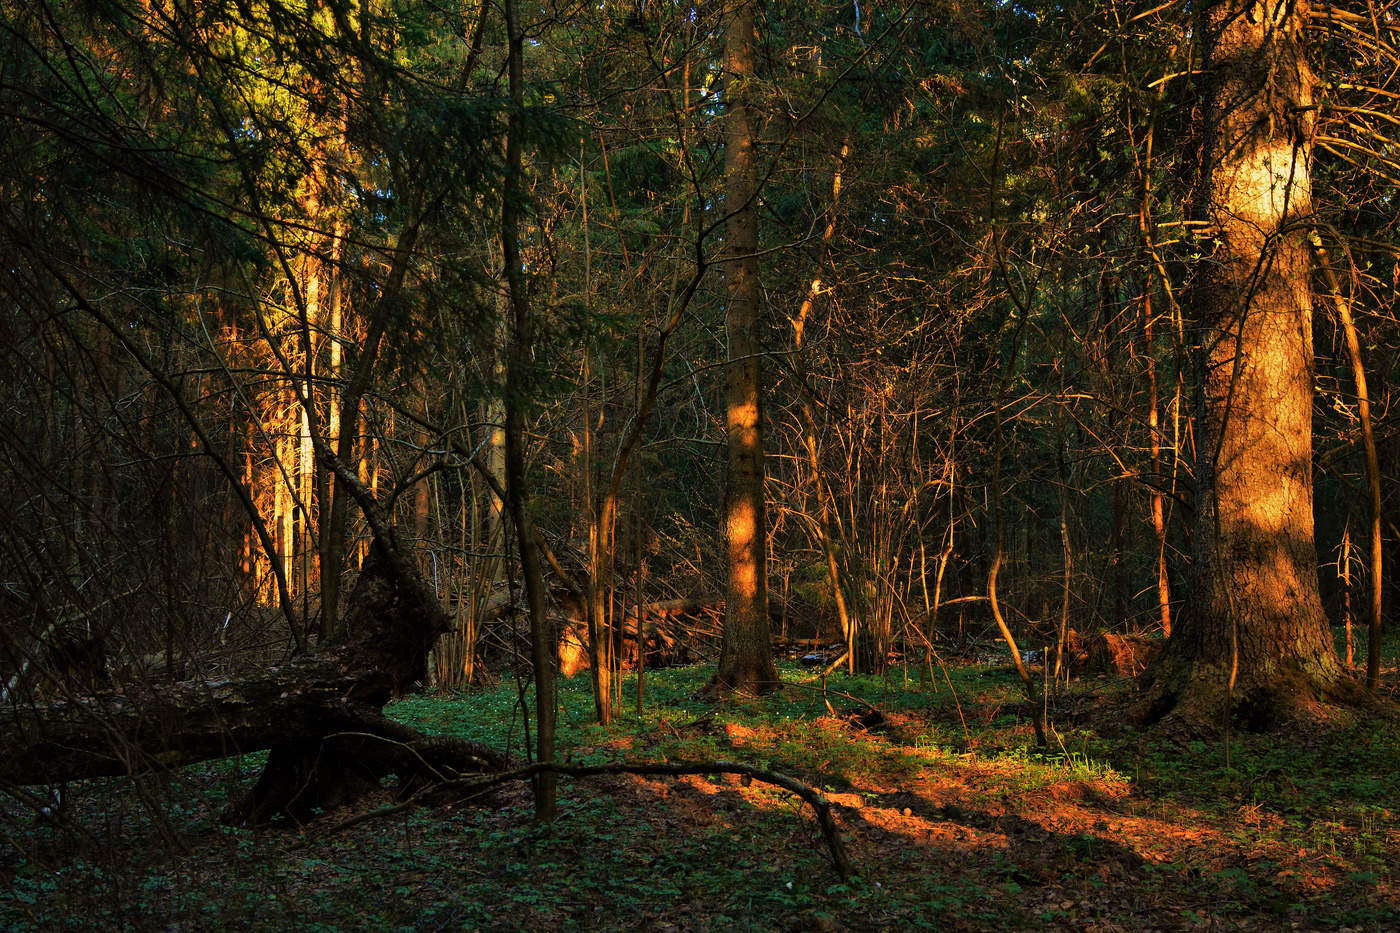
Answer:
0 542 504 823
0 539 856 871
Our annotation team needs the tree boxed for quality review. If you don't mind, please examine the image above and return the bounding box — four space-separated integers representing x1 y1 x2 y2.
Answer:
711 0 778 695
501 0 557 819
1144 0 1347 725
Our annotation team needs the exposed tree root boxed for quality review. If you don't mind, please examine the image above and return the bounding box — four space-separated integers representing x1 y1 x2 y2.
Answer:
0 539 505 827
222 723 508 826
1134 654 1384 735
702 665 781 699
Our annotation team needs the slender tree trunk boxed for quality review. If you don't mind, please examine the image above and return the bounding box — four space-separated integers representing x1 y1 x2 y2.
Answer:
1053 406 1073 684
502 0 556 819
633 400 646 715
1342 522 1354 668
789 142 855 674
320 218 422 639
987 124 1045 746
585 382 615 724
485 284 509 574
1147 0 1346 725
989 397 1046 747
1312 239 1383 689
1144 289 1172 637
317 213 345 630
276 411 296 602
712 0 777 695
297 232 320 610
1138 125 1173 638
576 160 613 724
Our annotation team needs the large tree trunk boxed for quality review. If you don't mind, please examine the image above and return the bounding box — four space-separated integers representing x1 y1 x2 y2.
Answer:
711 0 778 696
0 543 505 822
1144 0 1347 727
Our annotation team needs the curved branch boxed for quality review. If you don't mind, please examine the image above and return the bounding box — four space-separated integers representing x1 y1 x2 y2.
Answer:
318 758 854 881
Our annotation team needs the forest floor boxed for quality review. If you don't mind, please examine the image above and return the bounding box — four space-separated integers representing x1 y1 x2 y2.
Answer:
2 640 1399 931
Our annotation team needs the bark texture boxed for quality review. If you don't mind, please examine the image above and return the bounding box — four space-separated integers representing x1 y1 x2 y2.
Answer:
713 0 778 695
1146 0 1346 727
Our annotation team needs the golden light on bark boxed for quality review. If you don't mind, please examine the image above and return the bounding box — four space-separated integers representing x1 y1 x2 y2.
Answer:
726 497 759 600
1145 0 1346 718
1227 140 1310 226
712 0 777 693
729 395 760 440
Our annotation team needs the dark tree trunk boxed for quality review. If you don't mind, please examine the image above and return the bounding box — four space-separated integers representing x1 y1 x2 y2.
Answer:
1144 0 1348 727
502 0 558 819
712 0 778 696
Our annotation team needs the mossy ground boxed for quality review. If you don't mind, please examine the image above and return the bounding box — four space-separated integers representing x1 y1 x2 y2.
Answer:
2 632 1398 930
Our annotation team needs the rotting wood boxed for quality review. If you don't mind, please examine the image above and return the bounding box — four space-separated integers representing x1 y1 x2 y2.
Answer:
0 540 505 824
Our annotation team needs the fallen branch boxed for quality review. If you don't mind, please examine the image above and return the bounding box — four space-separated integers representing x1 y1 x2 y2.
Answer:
313 759 854 880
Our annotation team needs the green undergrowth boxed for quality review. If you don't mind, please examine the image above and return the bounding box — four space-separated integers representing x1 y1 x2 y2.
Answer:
389 661 1115 796
394 660 1032 758
2 654 1398 930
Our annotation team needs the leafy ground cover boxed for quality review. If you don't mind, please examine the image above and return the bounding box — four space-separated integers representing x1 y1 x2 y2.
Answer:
2 642 1398 931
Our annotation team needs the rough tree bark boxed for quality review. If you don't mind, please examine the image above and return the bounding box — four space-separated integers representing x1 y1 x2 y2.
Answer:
1143 0 1350 727
711 0 778 696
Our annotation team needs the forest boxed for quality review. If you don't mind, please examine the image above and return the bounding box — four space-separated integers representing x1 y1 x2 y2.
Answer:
2 0 1400 928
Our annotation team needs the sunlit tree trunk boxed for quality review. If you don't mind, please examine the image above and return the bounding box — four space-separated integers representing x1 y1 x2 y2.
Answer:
275 408 296 601
712 0 777 695
572 152 609 722
1053 404 1074 683
1341 522 1354 668
584 359 617 723
1139 127 1173 638
1148 0 1345 724
485 278 510 572
1144 288 1172 637
296 220 323 615
318 213 346 630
